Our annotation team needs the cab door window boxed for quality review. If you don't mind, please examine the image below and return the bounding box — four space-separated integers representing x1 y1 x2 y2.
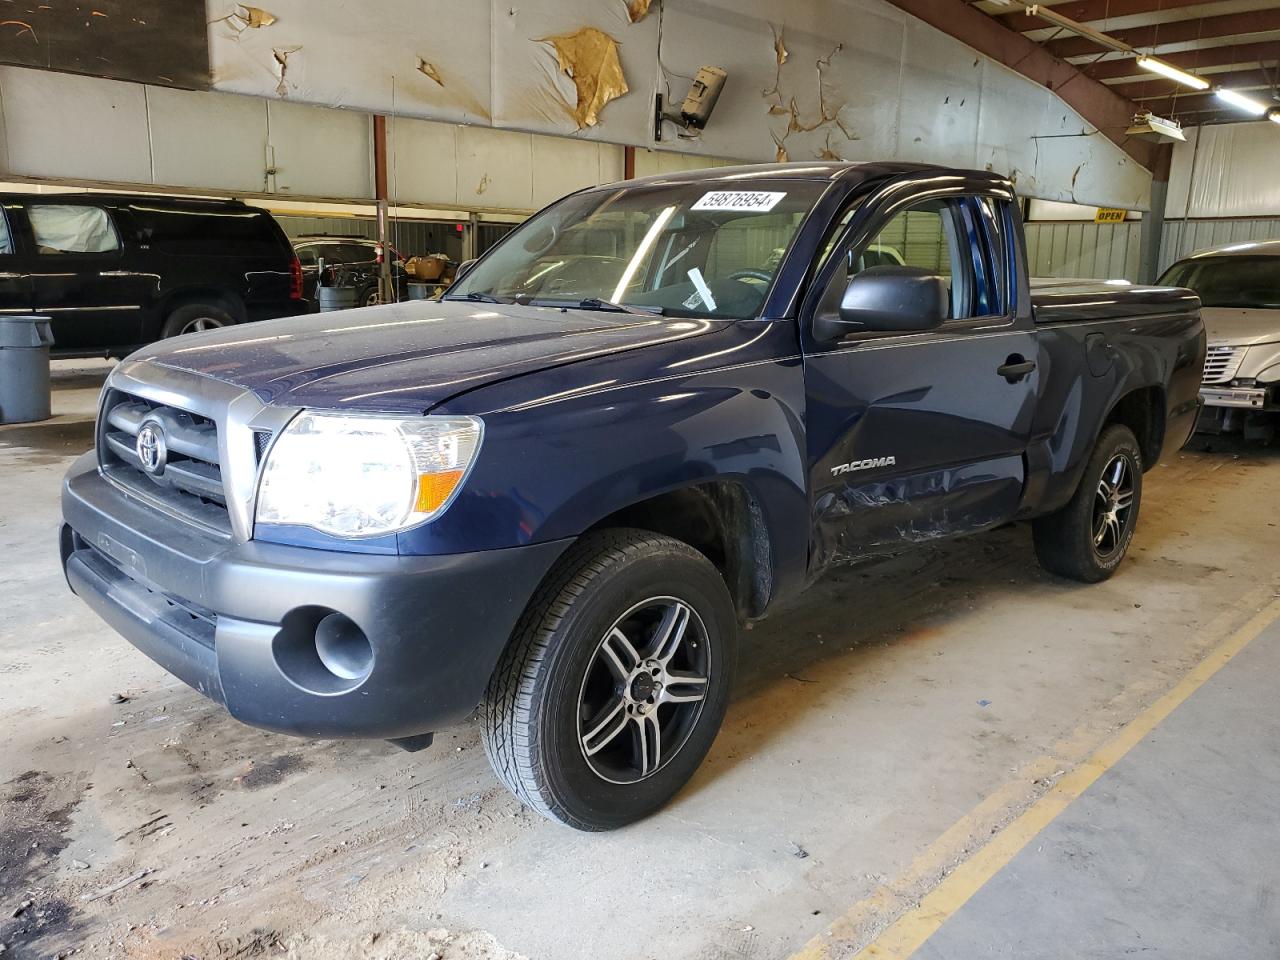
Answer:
825 196 1008 324
833 200 965 320
28 205 120 255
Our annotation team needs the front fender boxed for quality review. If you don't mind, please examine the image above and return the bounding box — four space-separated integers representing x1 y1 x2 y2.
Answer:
396 331 810 602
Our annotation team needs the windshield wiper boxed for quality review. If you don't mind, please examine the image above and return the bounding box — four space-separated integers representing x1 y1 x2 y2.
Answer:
444 291 512 304
539 297 663 316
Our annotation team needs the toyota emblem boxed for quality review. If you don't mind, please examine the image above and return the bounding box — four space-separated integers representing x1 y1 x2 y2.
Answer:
136 421 168 476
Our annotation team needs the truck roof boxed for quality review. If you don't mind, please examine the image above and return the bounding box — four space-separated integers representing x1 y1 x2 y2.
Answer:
621 160 1010 190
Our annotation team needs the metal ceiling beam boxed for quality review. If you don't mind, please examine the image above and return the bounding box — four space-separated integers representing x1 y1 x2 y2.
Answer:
1045 9 1280 59
1139 87 1280 115
1149 104 1270 121
1116 65 1278 99
1080 39 1280 80
994 0 1242 34
881 0 1156 167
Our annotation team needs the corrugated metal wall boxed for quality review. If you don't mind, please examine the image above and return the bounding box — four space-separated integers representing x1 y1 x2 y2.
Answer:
1023 221 1143 282
1159 218 1280 274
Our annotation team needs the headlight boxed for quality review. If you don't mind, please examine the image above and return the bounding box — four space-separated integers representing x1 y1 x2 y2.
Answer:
256 413 482 538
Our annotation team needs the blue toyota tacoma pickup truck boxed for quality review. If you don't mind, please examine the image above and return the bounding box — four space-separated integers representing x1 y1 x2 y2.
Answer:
61 162 1204 830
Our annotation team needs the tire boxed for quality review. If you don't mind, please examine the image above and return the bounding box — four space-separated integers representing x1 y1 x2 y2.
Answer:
481 529 738 831
1033 423 1143 583
161 303 236 339
360 285 381 307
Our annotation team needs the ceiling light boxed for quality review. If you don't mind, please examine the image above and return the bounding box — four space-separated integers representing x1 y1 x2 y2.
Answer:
1126 112 1186 142
1136 57 1209 91
1025 5 1133 53
1215 88 1269 115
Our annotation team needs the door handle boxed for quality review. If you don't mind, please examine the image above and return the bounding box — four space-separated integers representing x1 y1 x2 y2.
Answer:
997 354 1036 383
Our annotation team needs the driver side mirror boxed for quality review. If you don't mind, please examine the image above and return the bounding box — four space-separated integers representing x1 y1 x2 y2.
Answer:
815 265 949 341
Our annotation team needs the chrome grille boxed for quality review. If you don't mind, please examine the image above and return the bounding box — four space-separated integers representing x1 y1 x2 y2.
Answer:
97 390 232 536
1202 345 1247 386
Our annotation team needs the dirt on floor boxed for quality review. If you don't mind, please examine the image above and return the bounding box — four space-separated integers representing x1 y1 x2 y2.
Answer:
2 363 1278 960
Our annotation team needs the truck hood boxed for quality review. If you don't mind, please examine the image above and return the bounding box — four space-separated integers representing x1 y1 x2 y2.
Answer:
132 300 719 413
1201 307 1280 347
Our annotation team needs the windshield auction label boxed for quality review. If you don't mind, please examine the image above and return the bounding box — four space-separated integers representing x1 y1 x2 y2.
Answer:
691 191 786 212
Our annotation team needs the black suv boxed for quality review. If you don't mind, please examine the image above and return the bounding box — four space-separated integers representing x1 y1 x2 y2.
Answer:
292 235 408 306
0 193 307 357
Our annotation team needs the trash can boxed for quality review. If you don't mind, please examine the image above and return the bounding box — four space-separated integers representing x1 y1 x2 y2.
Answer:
407 282 433 301
0 315 54 425
318 286 358 312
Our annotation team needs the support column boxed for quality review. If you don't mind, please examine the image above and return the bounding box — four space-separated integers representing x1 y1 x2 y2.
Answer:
623 145 636 180
373 114 393 303
1139 144 1173 284
463 212 480 262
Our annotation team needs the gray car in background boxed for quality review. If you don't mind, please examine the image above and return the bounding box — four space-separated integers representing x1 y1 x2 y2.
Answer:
1160 240 1280 441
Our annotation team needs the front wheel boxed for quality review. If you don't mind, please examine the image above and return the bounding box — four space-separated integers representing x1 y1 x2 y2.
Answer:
1033 423 1143 582
481 530 737 831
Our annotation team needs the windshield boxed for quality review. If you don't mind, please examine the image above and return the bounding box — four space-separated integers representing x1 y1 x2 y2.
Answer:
447 180 828 319
1159 256 1280 309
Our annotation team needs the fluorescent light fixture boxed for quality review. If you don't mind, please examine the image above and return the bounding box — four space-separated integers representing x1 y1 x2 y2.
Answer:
1215 88 1269 116
1026 5 1134 53
1136 57 1209 91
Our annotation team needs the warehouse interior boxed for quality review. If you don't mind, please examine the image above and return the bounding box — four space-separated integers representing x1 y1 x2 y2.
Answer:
2 1 1280 958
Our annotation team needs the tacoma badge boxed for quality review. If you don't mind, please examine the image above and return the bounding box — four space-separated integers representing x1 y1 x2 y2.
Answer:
831 456 896 477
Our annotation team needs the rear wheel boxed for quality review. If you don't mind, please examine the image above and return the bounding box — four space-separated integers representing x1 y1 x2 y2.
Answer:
1033 423 1143 582
161 303 235 338
481 530 737 831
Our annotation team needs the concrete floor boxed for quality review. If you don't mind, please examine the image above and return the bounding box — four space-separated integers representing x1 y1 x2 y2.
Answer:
1 361 1279 960
912 614 1280 960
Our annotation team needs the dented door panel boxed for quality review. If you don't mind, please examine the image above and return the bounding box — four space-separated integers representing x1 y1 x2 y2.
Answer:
804 327 1038 574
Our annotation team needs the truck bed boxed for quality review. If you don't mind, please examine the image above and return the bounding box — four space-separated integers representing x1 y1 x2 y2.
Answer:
1030 278 1199 324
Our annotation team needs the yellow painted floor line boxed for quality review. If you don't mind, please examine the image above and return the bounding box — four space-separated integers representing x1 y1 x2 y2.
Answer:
790 593 1280 960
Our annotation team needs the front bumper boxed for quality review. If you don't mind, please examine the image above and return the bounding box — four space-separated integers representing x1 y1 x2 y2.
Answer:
60 452 570 740
1200 385 1272 410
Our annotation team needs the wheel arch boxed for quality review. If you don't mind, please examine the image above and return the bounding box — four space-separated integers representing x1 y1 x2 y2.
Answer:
583 480 775 621
156 287 246 330
1101 383 1165 471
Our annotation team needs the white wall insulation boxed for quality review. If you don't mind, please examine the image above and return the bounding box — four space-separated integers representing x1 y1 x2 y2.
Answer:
0 2 1152 211
203 0 1152 209
1166 121 1280 220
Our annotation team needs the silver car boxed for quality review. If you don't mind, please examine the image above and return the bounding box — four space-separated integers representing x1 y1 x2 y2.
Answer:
1160 240 1280 441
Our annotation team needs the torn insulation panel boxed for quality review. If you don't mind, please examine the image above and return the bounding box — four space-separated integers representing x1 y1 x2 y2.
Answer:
625 0 651 23
212 4 276 31
272 45 299 97
764 39 855 165
416 57 444 86
240 5 276 28
538 26 628 129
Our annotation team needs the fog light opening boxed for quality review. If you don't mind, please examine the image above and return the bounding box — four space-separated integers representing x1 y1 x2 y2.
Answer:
314 613 373 681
